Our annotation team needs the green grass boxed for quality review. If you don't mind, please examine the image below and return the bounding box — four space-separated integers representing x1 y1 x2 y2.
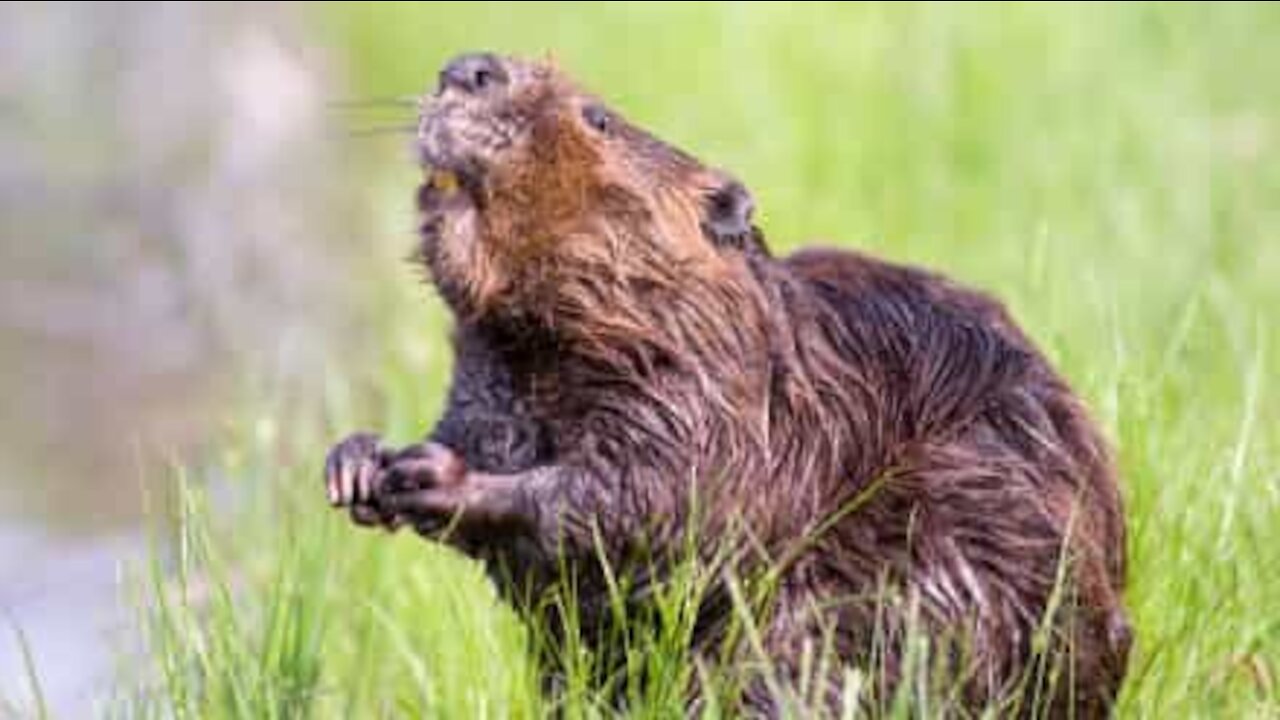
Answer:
109 2 1279 717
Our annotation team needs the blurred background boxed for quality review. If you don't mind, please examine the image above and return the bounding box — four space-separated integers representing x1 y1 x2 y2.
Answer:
1 2 1277 717
0 3 381 712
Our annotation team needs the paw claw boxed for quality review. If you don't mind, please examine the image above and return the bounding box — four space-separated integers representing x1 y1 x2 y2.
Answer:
323 432 385 507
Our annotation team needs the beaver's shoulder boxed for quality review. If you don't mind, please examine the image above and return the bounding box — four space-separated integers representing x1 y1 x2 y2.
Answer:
785 245 1034 351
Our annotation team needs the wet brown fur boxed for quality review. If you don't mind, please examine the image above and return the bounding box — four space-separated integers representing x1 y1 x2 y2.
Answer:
334 54 1132 717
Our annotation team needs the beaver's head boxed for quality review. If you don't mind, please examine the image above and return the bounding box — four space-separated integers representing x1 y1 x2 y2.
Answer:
416 52 763 320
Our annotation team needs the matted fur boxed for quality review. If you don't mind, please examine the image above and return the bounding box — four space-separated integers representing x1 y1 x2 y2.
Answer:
326 53 1131 717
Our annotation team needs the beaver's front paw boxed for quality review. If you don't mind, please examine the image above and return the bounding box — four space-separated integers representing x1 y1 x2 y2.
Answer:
324 432 402 528
378 442 473 535
324 432 388 505
382 441 466 488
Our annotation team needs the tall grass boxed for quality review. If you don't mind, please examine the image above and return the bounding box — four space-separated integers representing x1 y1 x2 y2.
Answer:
102 2 1279 717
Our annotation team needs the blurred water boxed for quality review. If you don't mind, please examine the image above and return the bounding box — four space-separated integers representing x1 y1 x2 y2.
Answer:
0 524 141 715
0 3 380 714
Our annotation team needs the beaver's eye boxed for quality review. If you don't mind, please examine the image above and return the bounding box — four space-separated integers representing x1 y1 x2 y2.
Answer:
582 104 612 134
473 68 494 90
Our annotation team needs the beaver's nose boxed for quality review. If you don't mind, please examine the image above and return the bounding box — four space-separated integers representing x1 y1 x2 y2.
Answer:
439 53 507 94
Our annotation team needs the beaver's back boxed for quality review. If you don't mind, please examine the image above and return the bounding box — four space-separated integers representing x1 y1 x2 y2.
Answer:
777 246 1130 714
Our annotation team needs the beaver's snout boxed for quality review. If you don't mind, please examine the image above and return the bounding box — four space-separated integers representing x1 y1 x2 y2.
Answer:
418 52 524 188
438 52 509 96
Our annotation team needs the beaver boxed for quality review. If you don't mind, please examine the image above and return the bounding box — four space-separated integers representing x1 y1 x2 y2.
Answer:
324 52 1131 716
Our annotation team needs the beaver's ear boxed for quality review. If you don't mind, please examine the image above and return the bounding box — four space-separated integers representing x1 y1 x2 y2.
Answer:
702 180 758 249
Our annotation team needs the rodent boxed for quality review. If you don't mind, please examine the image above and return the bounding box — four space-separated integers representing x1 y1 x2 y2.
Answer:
324 52 1131 717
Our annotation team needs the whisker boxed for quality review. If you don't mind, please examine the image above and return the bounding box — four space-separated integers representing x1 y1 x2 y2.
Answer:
327 95 421 109
344 124 418 138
